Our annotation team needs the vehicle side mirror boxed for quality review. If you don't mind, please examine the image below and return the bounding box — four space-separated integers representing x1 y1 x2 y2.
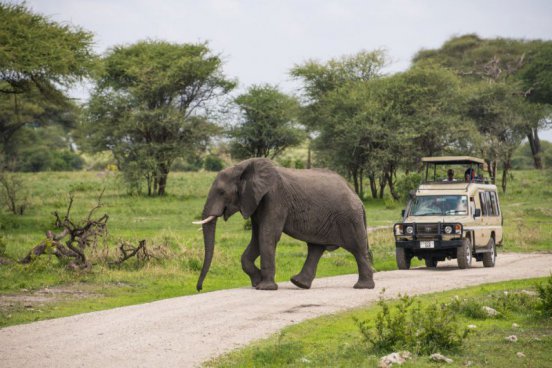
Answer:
401 209 405 217
474 208 481 218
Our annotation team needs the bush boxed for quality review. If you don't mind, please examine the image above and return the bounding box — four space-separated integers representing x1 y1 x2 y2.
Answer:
449 297 490 319
0 236 6 256
395 173 422 203
449 290 538 318
355 294 469 355
16 148 84 172
204 155 224 172
536 275 552 317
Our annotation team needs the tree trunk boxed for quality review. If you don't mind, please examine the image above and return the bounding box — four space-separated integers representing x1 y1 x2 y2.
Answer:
378 175 386 199
351 168 359 196
501 160 511 193
307 143 311 169
358 168 364 200
527 128 543 169
387 170 399 200
368 174 377 199
156 163 170 196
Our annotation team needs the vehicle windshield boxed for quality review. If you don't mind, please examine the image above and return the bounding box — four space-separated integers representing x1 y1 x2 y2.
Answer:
409 195 468 216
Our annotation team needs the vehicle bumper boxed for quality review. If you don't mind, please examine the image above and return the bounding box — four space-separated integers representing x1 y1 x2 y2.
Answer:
395 239 463 249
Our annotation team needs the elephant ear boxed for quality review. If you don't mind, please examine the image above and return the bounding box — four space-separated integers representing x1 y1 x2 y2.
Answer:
238 158 278 219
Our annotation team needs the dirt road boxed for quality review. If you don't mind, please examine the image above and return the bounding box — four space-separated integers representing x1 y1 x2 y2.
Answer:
1 253 551 368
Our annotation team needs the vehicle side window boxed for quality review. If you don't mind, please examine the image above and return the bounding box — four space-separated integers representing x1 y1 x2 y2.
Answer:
489 191 500 216
479 192 491 216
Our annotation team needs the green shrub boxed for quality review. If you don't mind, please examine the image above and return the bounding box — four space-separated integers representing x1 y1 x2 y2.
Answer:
449 297 490 319
0 236 6 256
204 155 225 172
395 173 422 203
536 275 552 317
294 159 305 169
355 294 469 355
16 148 84 172
490 290 537 315
449 290 538 318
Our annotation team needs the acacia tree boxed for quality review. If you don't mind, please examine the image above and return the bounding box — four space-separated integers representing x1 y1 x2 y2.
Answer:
83 41 235 195
0 3 95 160
519 42 552 169
229 84 304 160
291 50 387 196
413 34 551 169
465 82 532 192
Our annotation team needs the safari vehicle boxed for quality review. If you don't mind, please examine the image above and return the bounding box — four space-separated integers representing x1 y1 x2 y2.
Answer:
394 156 503 269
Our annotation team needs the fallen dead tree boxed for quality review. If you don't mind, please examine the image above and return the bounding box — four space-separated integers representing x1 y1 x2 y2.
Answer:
20 191 108 270
110 239 170 266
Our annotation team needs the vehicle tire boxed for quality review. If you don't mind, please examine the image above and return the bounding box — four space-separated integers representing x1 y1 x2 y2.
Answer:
457 237 473 269
396 247 411 270
482 238 496 267
425 257 438 268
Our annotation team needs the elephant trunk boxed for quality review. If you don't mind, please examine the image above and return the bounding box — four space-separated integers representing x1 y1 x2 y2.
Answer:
196 218 218 292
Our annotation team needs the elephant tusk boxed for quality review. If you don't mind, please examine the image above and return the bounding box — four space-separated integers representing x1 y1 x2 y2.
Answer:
192 215 216 225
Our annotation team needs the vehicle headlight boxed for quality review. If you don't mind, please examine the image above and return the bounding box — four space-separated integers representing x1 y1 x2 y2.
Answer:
405 226 414 235
444 225 452 234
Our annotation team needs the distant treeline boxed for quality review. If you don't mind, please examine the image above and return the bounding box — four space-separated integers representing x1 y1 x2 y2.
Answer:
1 3 550 196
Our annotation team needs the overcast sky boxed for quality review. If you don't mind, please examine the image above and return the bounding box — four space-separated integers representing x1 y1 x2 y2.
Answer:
20 0 552 139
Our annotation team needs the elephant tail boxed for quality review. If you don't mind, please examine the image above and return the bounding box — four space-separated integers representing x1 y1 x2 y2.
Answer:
363 207 375 267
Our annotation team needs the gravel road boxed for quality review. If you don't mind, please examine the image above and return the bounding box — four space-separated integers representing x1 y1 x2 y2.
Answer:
1 252 551 368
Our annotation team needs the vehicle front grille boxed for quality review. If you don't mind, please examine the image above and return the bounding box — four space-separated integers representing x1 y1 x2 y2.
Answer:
415 223 439 236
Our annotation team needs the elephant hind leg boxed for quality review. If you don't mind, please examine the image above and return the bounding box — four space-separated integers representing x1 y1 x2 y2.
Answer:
290 243 327 289
343 224 375 289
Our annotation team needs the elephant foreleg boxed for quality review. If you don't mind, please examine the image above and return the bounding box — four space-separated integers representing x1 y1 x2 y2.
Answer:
290 243 326 289
255 223 282 290
241 223 262 287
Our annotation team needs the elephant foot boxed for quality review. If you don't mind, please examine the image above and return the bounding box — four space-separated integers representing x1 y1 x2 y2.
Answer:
250 272 262 287
290 275 312 289
255 280 278 290
354 279 375 289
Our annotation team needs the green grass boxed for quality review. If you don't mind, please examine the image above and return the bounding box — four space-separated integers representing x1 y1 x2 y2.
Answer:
208 278 552 367
0 169 550 327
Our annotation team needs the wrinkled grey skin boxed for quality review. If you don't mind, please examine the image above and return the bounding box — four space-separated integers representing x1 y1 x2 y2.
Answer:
197 158 374 291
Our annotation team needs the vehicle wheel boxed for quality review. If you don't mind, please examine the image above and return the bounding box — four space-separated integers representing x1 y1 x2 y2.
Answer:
425 257 438 268
457 237 473 269
396 248 411 270
482 238 496 267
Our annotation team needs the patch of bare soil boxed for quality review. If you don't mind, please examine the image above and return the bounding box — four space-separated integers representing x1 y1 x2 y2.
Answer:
0 285 100 313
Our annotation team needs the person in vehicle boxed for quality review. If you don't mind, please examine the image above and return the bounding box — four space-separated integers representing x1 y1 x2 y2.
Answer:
443 169 456 182
464 168 475 182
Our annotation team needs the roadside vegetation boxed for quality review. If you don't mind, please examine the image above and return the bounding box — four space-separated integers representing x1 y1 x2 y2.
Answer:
209 277 552 367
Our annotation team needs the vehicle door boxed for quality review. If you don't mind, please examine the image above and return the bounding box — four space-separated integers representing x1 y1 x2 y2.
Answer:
488 191 503 244
475 190 491 248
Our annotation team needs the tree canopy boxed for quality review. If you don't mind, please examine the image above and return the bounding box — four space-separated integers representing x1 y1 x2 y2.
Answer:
413 34 552 172
229 84 304 160
83 40 235 195
0 2 96 163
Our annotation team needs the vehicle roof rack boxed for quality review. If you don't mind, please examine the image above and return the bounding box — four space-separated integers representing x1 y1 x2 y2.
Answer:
421 156 485 165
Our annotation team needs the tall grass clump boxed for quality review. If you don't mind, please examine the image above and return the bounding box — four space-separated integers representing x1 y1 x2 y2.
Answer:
536 274 552 317
355 293 469 355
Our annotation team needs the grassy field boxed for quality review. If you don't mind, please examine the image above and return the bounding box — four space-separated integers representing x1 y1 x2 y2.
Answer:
0 169 551 327
208 278 552 367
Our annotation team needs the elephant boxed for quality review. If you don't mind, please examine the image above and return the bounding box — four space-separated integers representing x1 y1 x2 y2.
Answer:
193 158 375 291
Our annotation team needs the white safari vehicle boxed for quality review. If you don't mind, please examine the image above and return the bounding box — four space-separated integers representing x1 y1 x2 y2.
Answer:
394 156 503 269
